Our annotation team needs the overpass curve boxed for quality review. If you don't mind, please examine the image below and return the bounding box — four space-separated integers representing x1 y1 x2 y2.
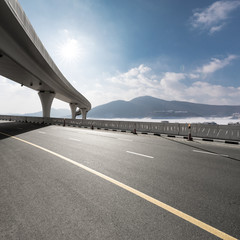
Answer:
0 0 91 118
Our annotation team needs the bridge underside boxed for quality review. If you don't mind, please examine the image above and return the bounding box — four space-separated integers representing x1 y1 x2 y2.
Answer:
0 51 87 119
0 0 91 119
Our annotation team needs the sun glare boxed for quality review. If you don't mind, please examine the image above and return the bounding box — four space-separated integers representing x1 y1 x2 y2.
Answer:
57 38 81 63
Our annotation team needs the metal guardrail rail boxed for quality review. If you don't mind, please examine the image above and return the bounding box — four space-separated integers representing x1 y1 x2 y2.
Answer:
1 115 240 142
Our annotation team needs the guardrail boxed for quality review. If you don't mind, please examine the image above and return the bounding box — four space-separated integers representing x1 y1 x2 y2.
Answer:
0 115 239 142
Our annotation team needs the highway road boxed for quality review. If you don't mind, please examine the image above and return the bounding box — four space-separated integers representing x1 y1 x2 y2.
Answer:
0 120 239 239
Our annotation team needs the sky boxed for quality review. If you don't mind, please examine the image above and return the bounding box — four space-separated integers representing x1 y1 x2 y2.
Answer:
0 0 240 114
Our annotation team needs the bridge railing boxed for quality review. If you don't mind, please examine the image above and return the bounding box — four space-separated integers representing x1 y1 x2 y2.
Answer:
0 115 239 142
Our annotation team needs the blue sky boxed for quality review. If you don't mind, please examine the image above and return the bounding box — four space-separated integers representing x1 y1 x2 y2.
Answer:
1 0 240 114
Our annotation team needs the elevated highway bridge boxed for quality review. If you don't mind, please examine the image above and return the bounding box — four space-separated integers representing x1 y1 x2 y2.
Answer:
0 0 91 118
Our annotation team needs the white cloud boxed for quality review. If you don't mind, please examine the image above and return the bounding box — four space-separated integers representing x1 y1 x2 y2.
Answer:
189 73 200 79
84 60 240 107
196 55 238 75
191 1 240 34
209 24 224 34
109 64 156 88
186 82 240 105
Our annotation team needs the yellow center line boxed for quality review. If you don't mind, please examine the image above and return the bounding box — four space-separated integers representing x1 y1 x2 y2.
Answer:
0 131 237 240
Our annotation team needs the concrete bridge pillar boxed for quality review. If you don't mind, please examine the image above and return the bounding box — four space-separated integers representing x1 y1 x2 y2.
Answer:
70 103 77 119
38 91 55 118
81 108 87 120
75 107 88 119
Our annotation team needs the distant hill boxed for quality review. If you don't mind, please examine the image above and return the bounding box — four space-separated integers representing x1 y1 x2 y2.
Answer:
88 96 240 119
22 108 71 118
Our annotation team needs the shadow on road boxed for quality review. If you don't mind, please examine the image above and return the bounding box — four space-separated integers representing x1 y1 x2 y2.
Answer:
0 121 48 140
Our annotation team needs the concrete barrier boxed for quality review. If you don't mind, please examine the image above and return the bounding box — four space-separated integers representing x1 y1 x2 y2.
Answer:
0 115 239 142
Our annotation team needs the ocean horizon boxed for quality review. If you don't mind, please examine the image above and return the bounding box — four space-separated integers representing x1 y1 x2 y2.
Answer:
89 117 240 125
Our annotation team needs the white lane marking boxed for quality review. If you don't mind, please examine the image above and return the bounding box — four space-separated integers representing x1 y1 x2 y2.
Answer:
69 138 82 142
126 151 154 159
38 131 46 134
220 154 229 158
193 150 217 156
193 150 229 158
118 138 133 142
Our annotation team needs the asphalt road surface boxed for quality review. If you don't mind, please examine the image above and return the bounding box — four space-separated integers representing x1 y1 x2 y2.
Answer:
0 121 239 240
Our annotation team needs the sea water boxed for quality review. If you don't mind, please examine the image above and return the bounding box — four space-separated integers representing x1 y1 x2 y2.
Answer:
91 117 240 125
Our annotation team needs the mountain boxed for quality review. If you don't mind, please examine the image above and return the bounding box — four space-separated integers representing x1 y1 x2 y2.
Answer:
22 108 71 118
87 96 240 119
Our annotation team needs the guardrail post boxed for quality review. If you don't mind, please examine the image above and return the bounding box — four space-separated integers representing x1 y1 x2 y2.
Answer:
188 124 193 141
133 123 137 134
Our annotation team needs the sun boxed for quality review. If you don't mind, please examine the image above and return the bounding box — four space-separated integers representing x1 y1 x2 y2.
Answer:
57 38 81 63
